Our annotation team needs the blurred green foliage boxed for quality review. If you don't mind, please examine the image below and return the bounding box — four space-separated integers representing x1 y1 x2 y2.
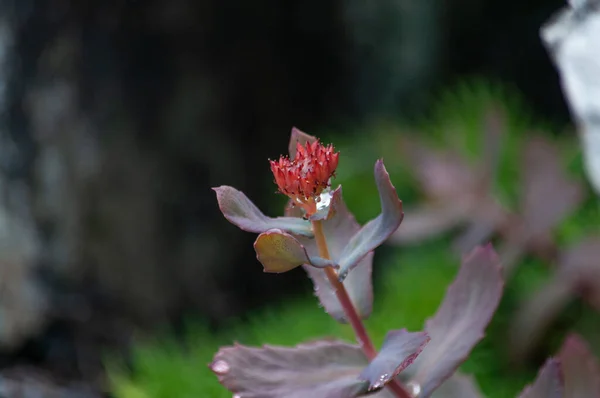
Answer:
109 80 600 398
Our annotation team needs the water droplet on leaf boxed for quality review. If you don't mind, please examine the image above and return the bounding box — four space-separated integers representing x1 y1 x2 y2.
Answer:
406 381 421 397
372 374 389 389
211 359 230 375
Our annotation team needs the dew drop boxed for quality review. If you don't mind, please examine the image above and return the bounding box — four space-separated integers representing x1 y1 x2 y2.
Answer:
211 360 230 375
316 191 332 210
372 374 389 389
406 381 421 397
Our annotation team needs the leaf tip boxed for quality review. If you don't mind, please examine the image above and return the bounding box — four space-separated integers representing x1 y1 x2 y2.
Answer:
464 244 504 279
518 357 563 398
560 333 588 355
361 328 431 391
212 185 225 197
558 333 600 396
374 158 386 173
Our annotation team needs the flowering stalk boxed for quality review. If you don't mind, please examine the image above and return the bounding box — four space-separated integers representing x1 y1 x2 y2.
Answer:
271 138 412 397
312 219 413 398
211 128 508 398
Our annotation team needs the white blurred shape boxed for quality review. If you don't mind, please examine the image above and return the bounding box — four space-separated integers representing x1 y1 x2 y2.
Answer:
542 0 600 194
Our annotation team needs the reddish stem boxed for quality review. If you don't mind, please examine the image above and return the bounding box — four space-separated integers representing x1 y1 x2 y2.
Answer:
311 220 412 398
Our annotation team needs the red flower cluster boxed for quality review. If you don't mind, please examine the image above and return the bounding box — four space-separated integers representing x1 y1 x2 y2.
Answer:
270 140 339 216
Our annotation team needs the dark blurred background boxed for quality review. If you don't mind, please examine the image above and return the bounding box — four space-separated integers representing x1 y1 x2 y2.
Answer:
0 0 574 395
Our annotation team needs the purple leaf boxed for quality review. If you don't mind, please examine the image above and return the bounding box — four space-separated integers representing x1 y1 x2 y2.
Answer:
392 110 505 249
213 186 312 237
295 188 374 322
559 334 600 398
511 238 600 361
558 237 600 311
390 205 465 244
496 137 583 276
431 373 484 398
453 219 497 254
366 373 482 398
304 258 373 323
509 277 573 362
518 359 563 398
359 329 430 392
337 160 403 280
447 108 507 254
288 127 318 160
401 139 478 201
409 245 504 397
254 229 335 273
210 340 370 398
520 136 583 240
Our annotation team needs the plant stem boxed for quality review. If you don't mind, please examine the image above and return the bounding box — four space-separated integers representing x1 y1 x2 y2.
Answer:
312 220 377 358
311 220 413 398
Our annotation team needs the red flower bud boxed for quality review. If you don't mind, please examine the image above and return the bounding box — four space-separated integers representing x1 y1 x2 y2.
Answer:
270 140 339 216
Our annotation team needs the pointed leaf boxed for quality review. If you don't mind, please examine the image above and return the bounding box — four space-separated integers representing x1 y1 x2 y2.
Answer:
210 340 370 398
431 373 484 398
409 245 504 397
337 160 403 280
511 237 600 360
213 186 312 236
297 188 374 322
509 277 572 361
289 127 317 160
518 359 563 398
400 138 478 201
452 199 507 254
558 237 600 310
446 108 507 254
559 334 600 398
359 329 430 392
254 229 335 273
520 137 583 239
390 205 464 244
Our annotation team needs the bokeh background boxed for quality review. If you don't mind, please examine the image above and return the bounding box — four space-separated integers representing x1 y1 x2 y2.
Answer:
0 0 597 396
